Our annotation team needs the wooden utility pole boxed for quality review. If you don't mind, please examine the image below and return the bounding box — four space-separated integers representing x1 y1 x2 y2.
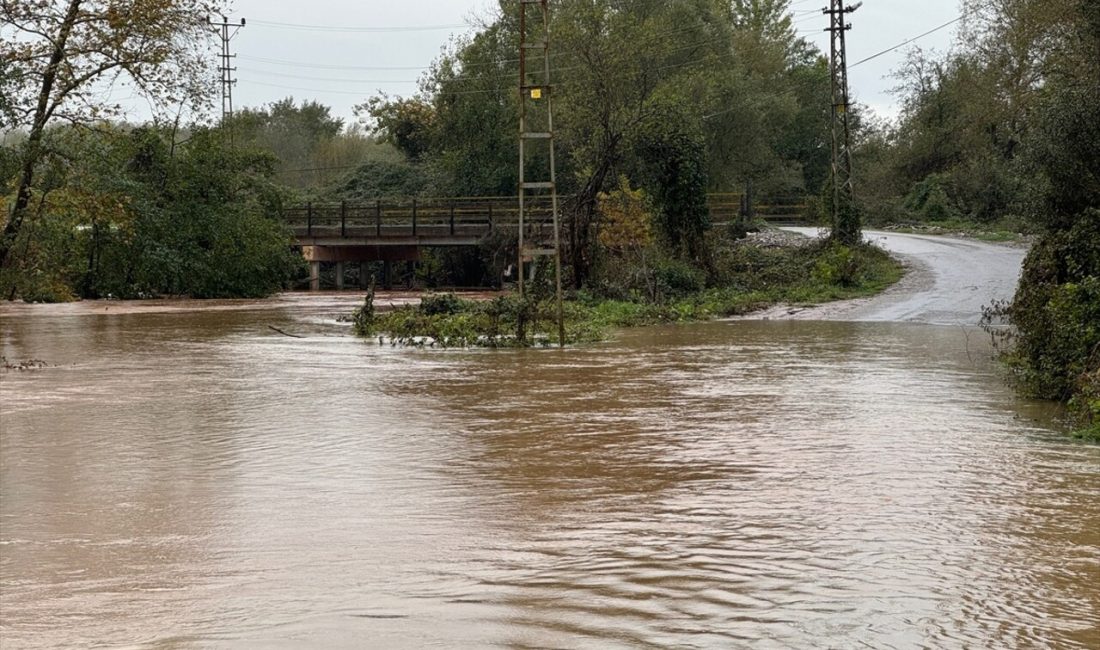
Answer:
824 1 860 245
517 0 565 347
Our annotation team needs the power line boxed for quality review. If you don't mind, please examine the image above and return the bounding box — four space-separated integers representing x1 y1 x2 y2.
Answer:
238 21 739 74
705 7 969 121
238 79 403 96
849 14 968 68
239 5 965 119
247 19 468 33
237 67 425 84
235 27 753 92
239 55 430 71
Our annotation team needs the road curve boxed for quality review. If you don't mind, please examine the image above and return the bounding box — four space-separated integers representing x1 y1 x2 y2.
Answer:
766 228 1029 325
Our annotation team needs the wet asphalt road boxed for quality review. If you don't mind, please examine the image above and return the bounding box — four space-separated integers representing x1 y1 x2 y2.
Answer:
780 228 1028 325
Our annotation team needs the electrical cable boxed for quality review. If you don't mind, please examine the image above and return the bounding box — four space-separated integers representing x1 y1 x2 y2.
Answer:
247 19 468 33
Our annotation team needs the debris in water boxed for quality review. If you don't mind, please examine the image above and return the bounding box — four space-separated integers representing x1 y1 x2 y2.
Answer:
267 325 305 339
1 357 48 371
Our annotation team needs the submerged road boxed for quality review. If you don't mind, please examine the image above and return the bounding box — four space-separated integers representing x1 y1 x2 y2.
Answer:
773 228 1029 325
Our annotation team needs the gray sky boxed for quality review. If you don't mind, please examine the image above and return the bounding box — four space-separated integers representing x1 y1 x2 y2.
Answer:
197 0 962 125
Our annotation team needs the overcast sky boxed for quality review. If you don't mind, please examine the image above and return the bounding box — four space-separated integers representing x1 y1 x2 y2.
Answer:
200 0 962 126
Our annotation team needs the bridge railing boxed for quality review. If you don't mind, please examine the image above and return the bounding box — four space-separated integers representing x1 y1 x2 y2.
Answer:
285 193 810 239
286 196 561 239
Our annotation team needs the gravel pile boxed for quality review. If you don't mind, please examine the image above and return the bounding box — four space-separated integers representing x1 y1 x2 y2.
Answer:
742 227 817 248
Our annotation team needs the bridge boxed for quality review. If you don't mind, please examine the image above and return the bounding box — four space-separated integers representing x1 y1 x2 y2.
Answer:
284 193 808 290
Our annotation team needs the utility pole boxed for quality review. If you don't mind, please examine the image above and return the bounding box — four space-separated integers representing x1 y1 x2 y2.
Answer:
823 1 860 245
517 0 565 347
209 15 245 127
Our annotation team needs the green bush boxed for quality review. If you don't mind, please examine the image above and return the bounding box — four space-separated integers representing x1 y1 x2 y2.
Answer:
1069 365 1100 441
359 237 904 348
327 158 432 200
710 243 806 291
1006 214 1100 403
653 256 706 297
2 126 302 300
419 292 474 316
904 173 958 222
812 244 862 287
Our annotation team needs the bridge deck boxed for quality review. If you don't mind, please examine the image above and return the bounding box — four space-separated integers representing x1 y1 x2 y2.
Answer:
285 194 808 246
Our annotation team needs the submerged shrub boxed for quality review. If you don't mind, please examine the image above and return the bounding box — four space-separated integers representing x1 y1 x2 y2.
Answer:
352 279 376 336
419 292 474 316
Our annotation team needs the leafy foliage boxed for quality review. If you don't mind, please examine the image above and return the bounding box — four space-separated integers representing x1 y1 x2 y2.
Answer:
933 0 1100 436
1 0 224 266
597 177 654 253
0 126 301 300
358 96 437 162
1004 216 1100 400
362 237 902 348
229 98 390 189
354 0 833 287
328 158 434 200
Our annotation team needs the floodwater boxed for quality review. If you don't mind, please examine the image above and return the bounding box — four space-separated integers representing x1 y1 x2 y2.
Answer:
1 298 1098 649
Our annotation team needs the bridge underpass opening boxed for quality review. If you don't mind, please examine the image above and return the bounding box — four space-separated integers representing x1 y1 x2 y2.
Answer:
300 245 421 292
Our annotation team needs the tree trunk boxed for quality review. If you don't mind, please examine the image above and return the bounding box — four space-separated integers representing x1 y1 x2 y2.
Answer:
0 0 83 270
569 150 616 289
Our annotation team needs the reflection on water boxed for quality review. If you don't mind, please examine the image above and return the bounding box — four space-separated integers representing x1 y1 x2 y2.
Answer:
2 301 1098 648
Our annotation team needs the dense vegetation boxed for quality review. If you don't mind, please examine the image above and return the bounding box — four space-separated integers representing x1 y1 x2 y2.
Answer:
862 0 1099 438
1 0 303 299
0 126 301 300
355 238 902 347
359 0 836 287
3 0 843 301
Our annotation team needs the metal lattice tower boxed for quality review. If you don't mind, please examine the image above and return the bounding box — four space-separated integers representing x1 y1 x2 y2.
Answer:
210 15 245 124
823 1 860 243
518 0 565 346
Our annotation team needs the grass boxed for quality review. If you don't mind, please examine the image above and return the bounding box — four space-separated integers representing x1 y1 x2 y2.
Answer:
1073 423 1100 443
353 239 905 348
879 216 1033 243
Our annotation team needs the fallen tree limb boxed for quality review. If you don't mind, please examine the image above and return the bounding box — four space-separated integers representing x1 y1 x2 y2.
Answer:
268 325 305 338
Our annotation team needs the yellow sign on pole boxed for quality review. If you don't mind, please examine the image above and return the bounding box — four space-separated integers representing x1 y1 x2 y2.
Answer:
530 88 542 100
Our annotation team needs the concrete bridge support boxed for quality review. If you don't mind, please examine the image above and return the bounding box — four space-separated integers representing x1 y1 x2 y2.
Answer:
300 244 420 291
309 261 320 292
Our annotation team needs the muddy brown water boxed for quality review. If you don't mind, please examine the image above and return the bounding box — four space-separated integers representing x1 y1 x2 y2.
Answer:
1 297 1098 649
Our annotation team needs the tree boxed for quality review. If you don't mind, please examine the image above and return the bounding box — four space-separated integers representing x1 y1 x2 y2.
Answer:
632 98 710 258
230 97 354 188
0 57 18 129
122 128 300 298
0 0 221 269
881 0 1082 224
358 95 436 163
554 0 731 285
351 0 830 288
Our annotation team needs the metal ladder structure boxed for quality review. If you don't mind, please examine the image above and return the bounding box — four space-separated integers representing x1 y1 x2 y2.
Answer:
518 0 565 347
